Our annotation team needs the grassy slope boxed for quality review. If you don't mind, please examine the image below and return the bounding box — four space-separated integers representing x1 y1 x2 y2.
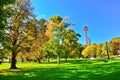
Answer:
0 60 120 80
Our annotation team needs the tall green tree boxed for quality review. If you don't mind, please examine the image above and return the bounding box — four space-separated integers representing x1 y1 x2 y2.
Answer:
0 0 15 59
0 0 15 41
44 16 81 63
5 0 35 69
46 16 64 64
62 29 80 62
44 16 71 64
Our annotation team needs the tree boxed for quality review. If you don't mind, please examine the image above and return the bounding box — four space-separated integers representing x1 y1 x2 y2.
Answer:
96 43 104 59
45 16 64 64
82 44 97 58
5 0 35 69
76 43 85 58
0 0 15 60
43 16 81 63
62 29 80 62
30 18 48 63
0 43 4 59
44 16 72 64
0 0 15 41
110 37 120 56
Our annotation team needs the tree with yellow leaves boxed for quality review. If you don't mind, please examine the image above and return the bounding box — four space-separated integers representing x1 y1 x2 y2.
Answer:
82 44 97 58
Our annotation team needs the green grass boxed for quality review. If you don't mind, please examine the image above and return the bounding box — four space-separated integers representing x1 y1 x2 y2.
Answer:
0 60 120 80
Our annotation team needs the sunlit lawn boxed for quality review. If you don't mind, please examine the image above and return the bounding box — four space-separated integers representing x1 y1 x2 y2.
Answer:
0 59 120 80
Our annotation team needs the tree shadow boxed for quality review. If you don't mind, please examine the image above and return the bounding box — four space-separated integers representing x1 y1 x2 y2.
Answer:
60 59 109 64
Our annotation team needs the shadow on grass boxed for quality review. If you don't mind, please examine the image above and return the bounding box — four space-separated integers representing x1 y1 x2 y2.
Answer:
44 59 109 65
60 59 109 64
0 60 120 80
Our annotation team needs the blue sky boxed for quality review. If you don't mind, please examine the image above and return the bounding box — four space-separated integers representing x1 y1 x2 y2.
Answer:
30 0 120 44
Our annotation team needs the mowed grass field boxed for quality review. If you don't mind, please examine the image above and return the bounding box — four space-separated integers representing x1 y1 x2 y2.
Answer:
0 60 120 80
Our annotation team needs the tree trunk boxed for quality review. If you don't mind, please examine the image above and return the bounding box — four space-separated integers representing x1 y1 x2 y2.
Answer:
65 53 68 63
22 58 24 63
107 49 110 59
106 42 110 60
57 53 60 64
9 58 11 63
37 58 41 63
100 53 102 59
47 52 50 63
10 52 18 69
79 52 82 58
